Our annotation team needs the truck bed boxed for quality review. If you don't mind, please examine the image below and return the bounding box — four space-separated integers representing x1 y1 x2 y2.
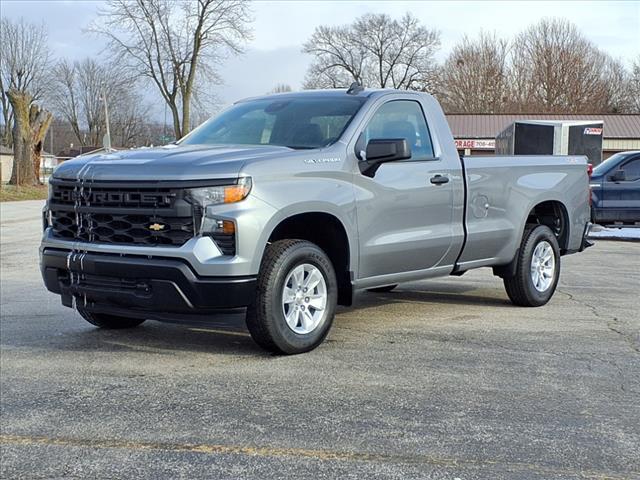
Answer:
457 155 590 270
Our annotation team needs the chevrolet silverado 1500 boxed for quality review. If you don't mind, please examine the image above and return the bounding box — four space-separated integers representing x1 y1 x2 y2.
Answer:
41 87 592 354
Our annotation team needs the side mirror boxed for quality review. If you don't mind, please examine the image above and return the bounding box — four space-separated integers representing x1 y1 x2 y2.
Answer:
610 169 626 182
359 138 411 177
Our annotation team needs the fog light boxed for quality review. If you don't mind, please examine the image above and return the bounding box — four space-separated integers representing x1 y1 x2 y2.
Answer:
201 216 236 256
202 216 235 235
216 219 235 235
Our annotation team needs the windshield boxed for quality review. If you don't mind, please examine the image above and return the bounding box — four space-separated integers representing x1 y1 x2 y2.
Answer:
180 96 367 149
593 153 624 176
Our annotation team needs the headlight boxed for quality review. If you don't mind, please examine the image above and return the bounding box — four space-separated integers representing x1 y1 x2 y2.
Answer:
186 177 252 208
186 178 251 256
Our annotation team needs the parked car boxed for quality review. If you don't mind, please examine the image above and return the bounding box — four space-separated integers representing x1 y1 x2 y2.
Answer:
590 150 640 225
40 87 592 354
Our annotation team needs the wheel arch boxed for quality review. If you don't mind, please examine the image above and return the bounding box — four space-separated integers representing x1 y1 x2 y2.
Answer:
494 199 570 279
524 199 571 253
260 209 355 306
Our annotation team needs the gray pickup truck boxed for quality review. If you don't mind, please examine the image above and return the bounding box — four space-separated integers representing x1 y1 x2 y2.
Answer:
41 88 592 354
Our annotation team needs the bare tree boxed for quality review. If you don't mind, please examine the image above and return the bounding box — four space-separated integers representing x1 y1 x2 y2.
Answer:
7 89 52 185
50 60 83 145
51 58 153 148
629 55 640 113
91 0 251 139
601 57 635 113
439 32 509 113
303 23 367 89
303 61 355 90
0 18 51 147
303 13 440 91
269 83 292 94
509 18 615 113
44 117 81 156
438 19 633 114
111 91 152 147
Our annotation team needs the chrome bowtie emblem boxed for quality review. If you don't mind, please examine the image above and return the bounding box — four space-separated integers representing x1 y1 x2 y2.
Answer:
148 223 166 231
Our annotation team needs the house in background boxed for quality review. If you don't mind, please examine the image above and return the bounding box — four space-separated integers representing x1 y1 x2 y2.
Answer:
41 150 57 169
0 145 13 183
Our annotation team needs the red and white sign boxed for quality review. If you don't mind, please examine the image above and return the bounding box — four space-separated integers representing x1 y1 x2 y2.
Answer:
583 128 603 135
454 139 496 150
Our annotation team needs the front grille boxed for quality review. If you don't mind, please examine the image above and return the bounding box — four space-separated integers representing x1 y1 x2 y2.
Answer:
48 180 194 247
51 210 193 246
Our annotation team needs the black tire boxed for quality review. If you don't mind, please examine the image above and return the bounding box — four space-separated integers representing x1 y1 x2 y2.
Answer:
77 308 146 329
503 224 561 307
246 239 338 354
367 284 398 293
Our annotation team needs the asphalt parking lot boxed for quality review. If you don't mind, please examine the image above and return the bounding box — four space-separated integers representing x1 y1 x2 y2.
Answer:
1 200 639 480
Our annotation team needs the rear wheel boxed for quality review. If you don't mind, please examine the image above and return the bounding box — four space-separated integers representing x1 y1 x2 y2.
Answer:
77 308 146 329
367 284 398 293
246 240 337 354
503 225 561 307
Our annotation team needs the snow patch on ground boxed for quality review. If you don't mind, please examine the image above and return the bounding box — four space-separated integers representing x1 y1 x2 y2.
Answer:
588 226 640 240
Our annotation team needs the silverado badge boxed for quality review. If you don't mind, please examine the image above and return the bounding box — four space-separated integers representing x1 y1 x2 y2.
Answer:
148 222 166 231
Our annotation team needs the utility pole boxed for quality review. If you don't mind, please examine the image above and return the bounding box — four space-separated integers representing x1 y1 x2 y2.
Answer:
102 85 112 152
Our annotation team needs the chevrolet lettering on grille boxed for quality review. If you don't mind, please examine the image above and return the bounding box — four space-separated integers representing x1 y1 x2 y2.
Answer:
58 190 175 206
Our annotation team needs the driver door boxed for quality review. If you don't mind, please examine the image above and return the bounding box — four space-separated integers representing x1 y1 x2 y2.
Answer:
354 99 455 279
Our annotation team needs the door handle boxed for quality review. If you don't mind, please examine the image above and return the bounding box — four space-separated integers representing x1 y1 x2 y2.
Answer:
430 174 449 185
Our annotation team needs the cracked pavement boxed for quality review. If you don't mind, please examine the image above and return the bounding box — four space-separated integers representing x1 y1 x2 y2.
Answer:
1 200 639 479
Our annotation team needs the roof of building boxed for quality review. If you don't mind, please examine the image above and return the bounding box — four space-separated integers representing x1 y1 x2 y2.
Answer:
446 114 640 139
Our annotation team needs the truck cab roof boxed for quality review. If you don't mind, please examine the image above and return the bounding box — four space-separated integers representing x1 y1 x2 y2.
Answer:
235 88 423 104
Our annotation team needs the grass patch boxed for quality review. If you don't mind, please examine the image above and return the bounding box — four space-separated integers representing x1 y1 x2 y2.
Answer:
0 184 48 202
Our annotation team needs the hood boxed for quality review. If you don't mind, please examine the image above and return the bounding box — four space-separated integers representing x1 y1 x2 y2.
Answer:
53 144 296 182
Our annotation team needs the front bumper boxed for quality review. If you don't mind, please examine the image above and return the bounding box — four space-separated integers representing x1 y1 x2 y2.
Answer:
41 248 256 319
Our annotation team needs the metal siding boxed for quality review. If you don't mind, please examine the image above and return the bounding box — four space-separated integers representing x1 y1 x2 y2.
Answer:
603 139 640 150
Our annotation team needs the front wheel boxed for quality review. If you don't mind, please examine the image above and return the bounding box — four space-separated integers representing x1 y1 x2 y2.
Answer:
246 240 338 354
503 225 561 307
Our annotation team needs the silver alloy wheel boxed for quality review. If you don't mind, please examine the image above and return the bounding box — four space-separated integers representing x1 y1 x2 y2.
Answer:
530 240 555 292
282 263 328 334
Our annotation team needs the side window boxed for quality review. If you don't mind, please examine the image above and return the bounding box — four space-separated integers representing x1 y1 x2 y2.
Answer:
363 100 435 160
620 158 640 181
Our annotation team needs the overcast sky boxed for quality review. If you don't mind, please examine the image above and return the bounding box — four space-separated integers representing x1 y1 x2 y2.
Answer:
2 0 639 115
